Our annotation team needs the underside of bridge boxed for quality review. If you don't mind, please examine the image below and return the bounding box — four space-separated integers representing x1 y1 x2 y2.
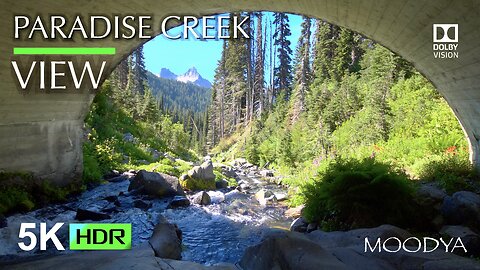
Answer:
0 0 479 184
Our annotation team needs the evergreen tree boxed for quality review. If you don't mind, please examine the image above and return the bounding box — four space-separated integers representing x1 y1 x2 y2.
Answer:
290 17 312 123
273 13 293 100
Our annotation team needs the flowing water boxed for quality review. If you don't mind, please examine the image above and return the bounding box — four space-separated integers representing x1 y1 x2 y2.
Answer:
0 169 292 265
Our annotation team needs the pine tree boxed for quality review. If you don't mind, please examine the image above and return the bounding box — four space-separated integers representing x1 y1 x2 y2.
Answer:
133 45 147 95
253 12 265 117
273 13 293 100
290 17 312 123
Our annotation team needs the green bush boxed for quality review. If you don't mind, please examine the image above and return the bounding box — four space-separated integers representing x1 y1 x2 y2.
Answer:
302 158 416 230
418 152 476 194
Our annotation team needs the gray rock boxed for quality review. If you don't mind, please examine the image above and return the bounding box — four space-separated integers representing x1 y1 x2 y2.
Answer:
149 217 183 260
307 222 318 233
309 224 412 249
75 208 111 221
442 191 480 227
259 169 274 177
128 170 185 198
188 161 216 181
215 179 229 189
290 217 308 233
440 225 480 256
134 199 152 210
103 170 121 180
168 196 191 208
192 191 211 205
123 132 135 142
239 231 348 270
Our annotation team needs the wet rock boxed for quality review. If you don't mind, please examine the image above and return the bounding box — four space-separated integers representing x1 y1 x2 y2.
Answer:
215 179 229 189
440 225 480 256
103 170 120 180
290 217 308 233
274 193 288 201
309 224 412 249
134 199 152 210
192 191 211 206
149 217 182 259
255 189 275 206
128 170 185 198
239 231 348 270
107 174 130 182
441 191 480 227
168 196 191 208
103 195 118 203
259 169 274 178
285 205 304 218
75 208 111 221
207 191 226 204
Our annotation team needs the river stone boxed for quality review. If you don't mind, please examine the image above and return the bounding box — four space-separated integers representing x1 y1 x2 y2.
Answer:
290 217 308 233
441 191 480 227
309 224 412 249
128 170 185 198
440 225 480 256
239 231 348 270
134 199 152 210
168 196 191 208
259 169 274 177
75 208 111 221
285 205 304 218
192 191 211 205
149 217 182 259
215 178 229 189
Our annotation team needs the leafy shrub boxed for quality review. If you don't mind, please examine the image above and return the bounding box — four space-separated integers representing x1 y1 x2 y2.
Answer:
418 152 476 194
302 158 416 230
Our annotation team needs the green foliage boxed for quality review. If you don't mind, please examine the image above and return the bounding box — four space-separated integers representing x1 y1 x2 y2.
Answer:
302 158 416 229
418 152 476 194
0 172 78 215
180 176 216 191
0 187 35 215
83 80 195 182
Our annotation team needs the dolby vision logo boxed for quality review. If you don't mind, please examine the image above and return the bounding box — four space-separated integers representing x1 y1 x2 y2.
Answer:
433 24 459 59
433 24 458 43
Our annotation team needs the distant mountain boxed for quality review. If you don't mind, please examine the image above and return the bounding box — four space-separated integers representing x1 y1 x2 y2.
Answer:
158 67 212 89
147 71 211 113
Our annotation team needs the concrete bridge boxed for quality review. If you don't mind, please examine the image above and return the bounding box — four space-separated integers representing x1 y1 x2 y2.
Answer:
0 0 479 183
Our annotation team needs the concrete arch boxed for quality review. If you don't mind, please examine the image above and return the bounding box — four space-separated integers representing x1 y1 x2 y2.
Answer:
0 0 479 183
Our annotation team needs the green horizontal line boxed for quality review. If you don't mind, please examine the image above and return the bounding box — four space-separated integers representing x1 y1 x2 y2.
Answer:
13 47 116 55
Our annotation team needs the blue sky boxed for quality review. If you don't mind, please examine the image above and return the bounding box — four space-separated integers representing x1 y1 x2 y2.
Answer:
144 13 304 82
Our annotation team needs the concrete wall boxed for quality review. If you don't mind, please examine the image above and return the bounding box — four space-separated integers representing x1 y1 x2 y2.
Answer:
0 0 479 183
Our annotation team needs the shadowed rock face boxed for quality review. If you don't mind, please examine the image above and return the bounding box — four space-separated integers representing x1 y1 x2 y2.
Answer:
0 0 479 183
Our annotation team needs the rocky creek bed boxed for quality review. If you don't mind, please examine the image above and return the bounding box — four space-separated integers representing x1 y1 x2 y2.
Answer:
1 159 480 269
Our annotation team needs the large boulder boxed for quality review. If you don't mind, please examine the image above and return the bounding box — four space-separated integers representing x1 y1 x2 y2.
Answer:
441 191 480 227
128 170 185 198
239 231 348 270
149 216 183 260
309 224 412 249
180 161 216 190
440 225 480 256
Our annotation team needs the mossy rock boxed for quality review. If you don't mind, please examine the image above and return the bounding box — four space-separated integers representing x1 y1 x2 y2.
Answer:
179 175 216 191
